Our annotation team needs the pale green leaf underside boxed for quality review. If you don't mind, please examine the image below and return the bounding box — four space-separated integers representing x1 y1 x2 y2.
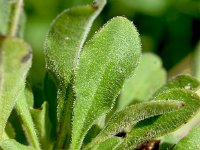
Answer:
0 36 32 141
116 88 200 149
15 92 41 150
119 52 166 109
72 17 141 149
0 139 35 150
174 124 200 150
86 100 184 148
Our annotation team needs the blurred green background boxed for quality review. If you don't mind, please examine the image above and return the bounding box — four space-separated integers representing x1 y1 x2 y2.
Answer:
23 0 200 87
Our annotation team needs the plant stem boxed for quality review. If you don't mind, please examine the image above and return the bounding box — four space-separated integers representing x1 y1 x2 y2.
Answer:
8 0 23 37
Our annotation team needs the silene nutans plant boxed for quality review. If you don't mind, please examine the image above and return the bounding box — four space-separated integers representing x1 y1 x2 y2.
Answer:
0 0 200 149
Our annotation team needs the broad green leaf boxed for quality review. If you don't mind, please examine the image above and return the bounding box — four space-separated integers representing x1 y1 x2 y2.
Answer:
0 36 32 141
0 139 35 150
72 17 141 149
153 75 200 97
15 92 41 150
192 42 200 80
174 124 200 150
0 0 10 35
86 100 184 148
30 102 52 150
118 53 166 109
116 89 200 149
44 0 106 121
44 1 106 148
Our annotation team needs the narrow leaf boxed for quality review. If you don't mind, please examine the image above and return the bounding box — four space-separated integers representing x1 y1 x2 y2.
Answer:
116 89 200 149
86 100 184 148
72 17 141 149
15 92 41 150
174 124 200 150
118 52 166 109
0 36 32 141
0 139 35 150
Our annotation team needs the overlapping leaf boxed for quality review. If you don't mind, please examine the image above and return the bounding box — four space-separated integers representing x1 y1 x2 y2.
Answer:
85 100 184 149
44 1 106 148
116 79 200 149
72 17 141 149
0 36 32 141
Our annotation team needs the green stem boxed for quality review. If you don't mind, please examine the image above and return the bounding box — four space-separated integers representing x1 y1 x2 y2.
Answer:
8 0 23 37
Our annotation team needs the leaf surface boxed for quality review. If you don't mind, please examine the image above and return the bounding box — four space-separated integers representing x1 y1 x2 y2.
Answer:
174 124 200 150
72 17 141 149
0 0 10 35
0 36 32 141
118 53 166 109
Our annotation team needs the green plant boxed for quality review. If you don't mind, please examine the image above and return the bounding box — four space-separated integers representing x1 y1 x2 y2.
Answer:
0 0 200 150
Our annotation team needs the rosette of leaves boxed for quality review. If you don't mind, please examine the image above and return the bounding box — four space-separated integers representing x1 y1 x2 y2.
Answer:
0 0 200 150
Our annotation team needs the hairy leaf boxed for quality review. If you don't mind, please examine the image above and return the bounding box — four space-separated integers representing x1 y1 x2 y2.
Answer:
153 75 200 97
119 53 166 109
0 36 32 141
86 100 184 148
174 124 200 150
15 92 41 150
0 139 35 150
30 102 52 150
44 0 106 148
116 89 200 149
72 17 141 149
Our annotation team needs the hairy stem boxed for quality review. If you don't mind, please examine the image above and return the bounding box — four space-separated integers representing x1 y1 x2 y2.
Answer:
8 0 23 37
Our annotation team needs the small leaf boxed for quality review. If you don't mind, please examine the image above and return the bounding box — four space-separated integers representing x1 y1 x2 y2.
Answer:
0 139 35 150
116 88 200 149
86 100 184 148
30 102 52 150
0 36 32 141
72 17 141 149
173 124 200 150
15 92 41 150
118 52 166 109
